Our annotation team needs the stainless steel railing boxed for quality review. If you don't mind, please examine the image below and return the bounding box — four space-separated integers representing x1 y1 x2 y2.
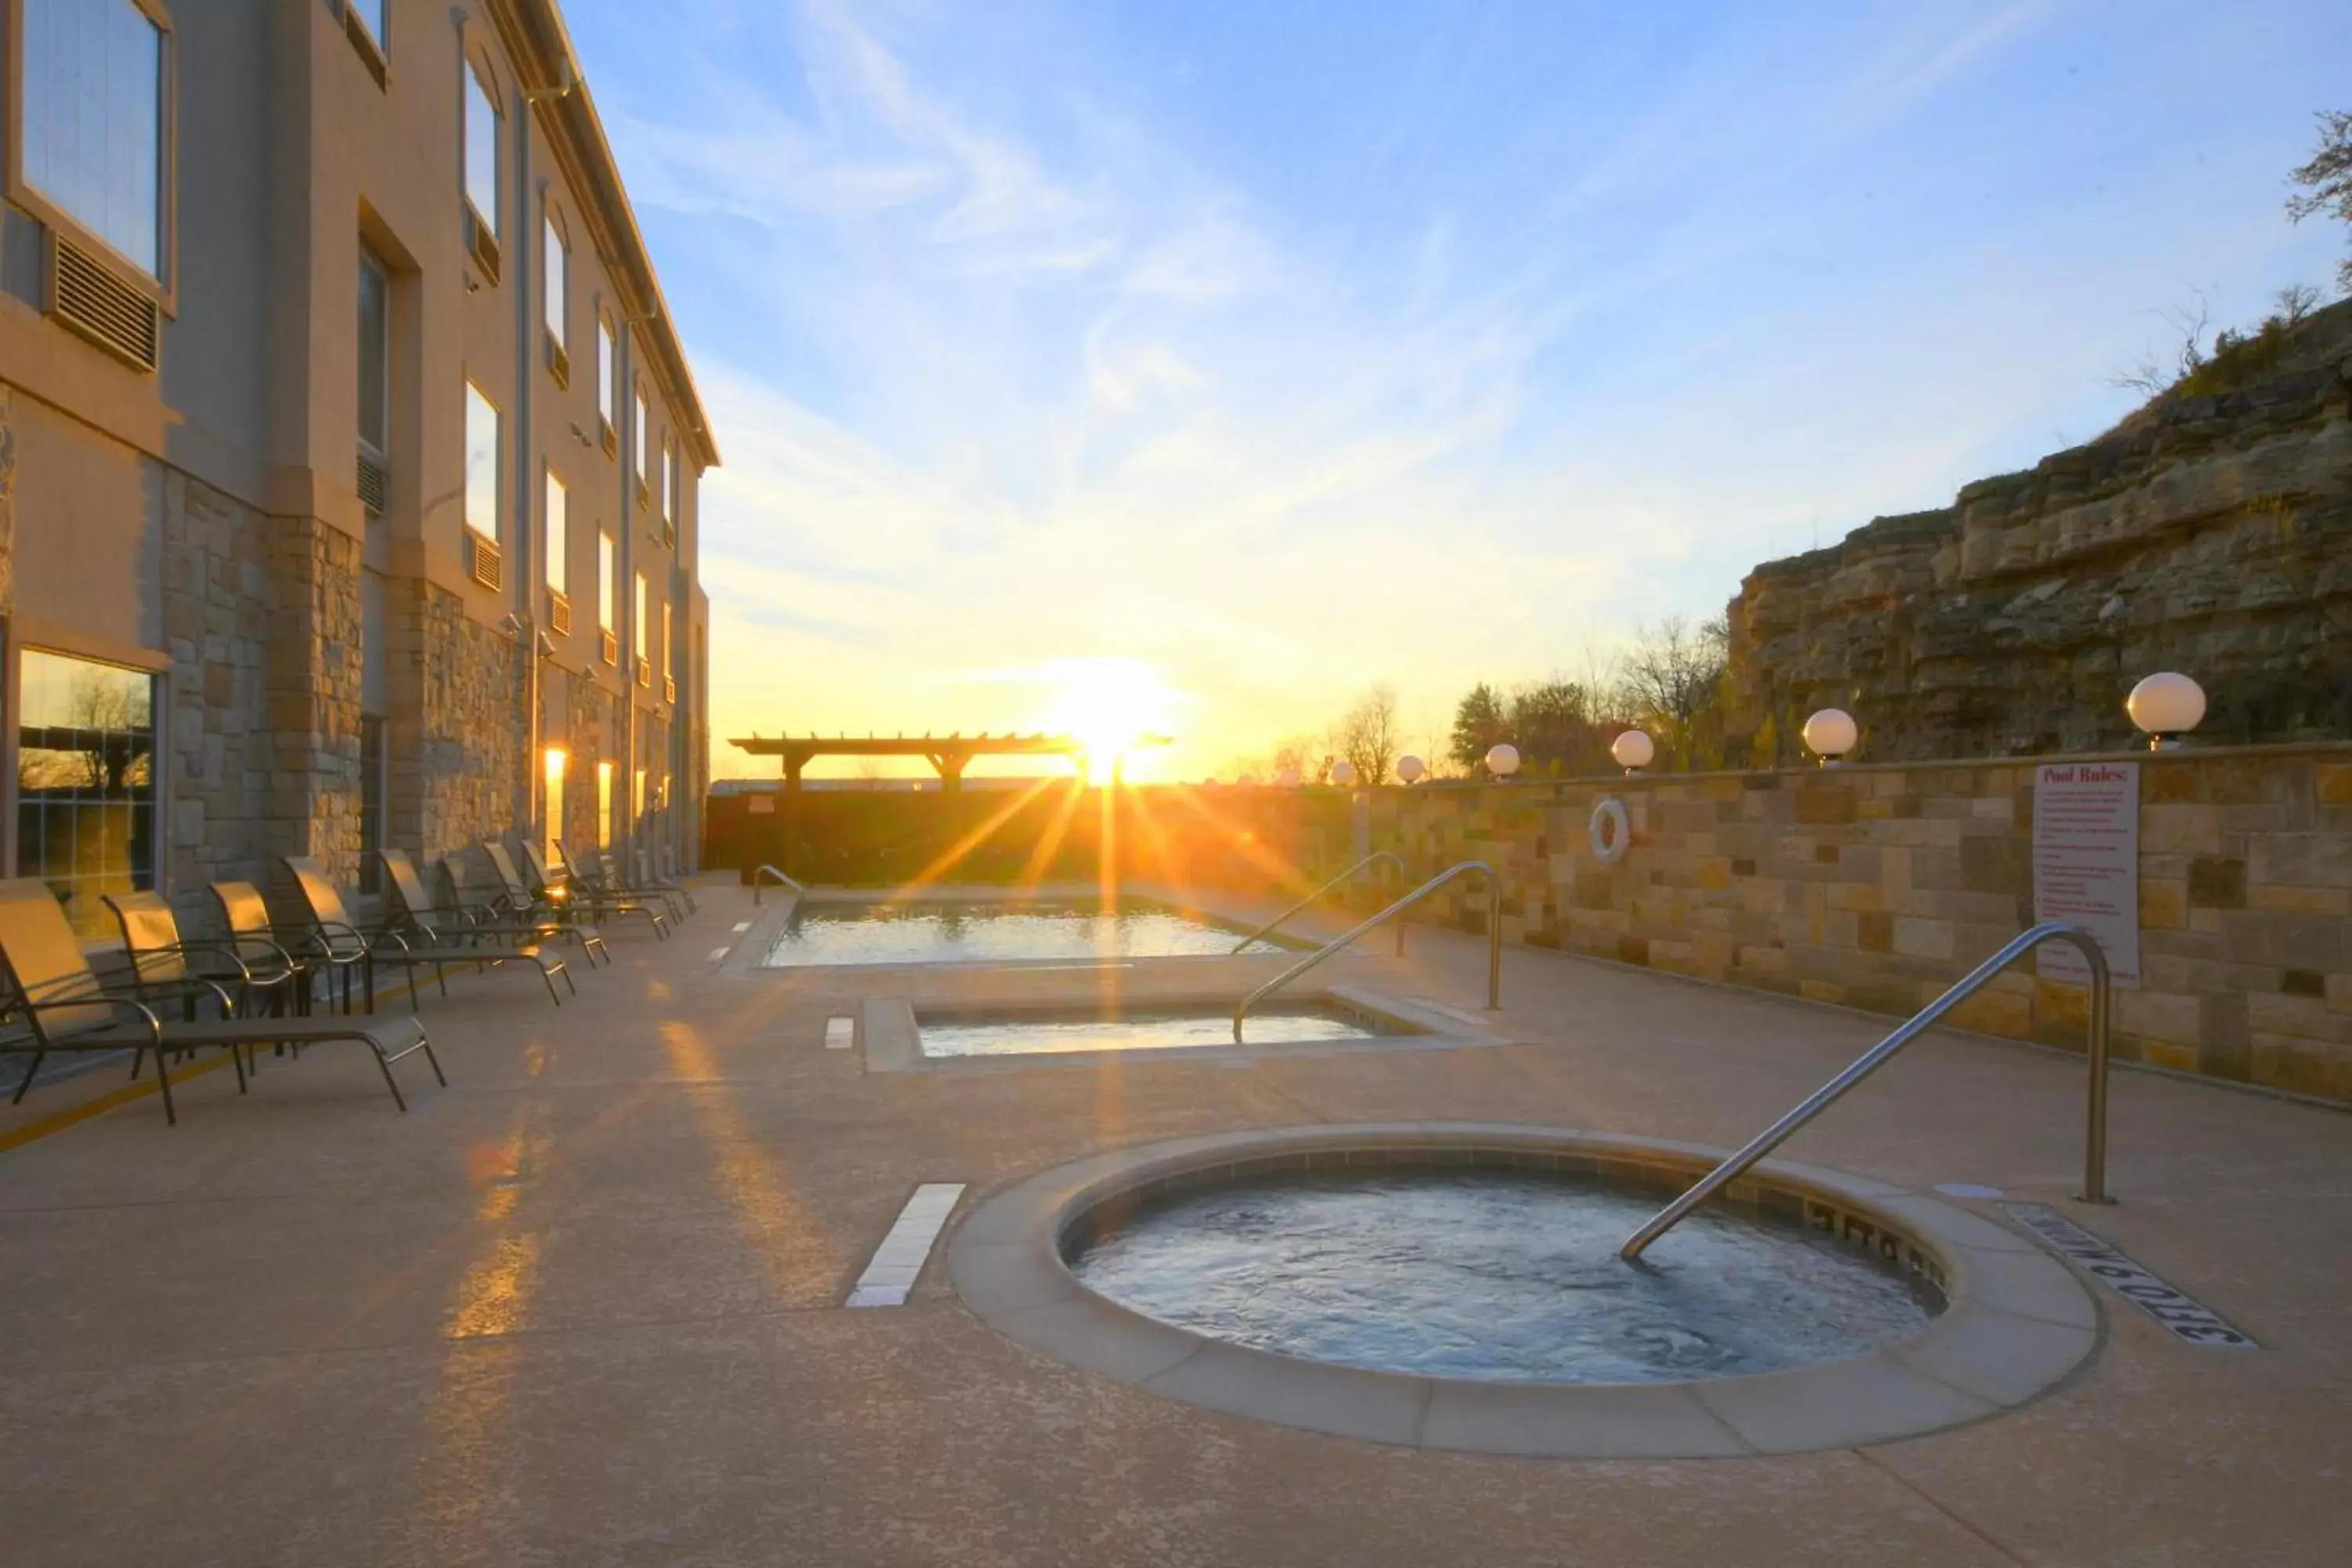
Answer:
1617 921 2114 1261
1232 860 1502 1042
1228 852 1408 955
751 864 807 906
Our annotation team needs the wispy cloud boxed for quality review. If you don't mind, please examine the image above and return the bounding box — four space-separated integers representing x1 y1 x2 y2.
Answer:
576 0 2350 777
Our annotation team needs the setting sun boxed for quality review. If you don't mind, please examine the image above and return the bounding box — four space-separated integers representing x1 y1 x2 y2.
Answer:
1038 657 1185 783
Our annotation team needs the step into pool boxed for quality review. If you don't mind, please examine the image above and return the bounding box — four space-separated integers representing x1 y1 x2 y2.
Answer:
761 897 1294 967
917 1001 1410 1058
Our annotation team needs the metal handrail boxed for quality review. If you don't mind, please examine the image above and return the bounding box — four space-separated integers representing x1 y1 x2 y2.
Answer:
1229 852 1408 955
751 864 806 906
1618 921 2113 1261
1233 860 1502 1042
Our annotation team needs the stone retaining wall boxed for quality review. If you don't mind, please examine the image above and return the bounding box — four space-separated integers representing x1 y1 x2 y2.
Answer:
1374 744 2352 1102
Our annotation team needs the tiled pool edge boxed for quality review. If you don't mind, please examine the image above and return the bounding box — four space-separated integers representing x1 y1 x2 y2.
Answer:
858 989 1511 1073
947 1124 2100 1458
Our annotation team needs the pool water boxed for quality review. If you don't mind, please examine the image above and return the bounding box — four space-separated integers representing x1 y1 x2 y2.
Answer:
760 898 1285 967
920 1004 1396 1058
1067 1169 1941 1383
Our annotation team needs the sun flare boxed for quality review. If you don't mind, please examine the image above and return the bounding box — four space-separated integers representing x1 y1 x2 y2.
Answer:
1039 657 1184 783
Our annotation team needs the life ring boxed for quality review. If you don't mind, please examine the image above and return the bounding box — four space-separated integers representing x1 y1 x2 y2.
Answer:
1589 797 1631 865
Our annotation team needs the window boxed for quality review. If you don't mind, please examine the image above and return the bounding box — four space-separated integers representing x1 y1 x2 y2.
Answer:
661 440 677 525
596 760 613 848
633 572 648 658
18 0 166 279
463 61 499 237
463 381 499 541
544 467 568 593
358 715 388 895
633 387 649 482
668 443 683 524
543 215 566 346
349 0 388 49
597 532 615 630
358 251 390 460
662 600 673 677
597 316 616 429
543 749 568 858
16 648 158 937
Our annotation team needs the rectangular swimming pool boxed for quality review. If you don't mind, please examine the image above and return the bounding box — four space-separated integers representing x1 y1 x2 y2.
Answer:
759 897 1293 968
916 1001 1410 1058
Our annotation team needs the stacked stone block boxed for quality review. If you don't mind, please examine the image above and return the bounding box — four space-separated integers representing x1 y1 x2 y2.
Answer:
1375 744 2352 1102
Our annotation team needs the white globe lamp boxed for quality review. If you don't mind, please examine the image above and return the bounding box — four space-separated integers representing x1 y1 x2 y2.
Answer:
1485 742 1522 780
1610 730 1655 775
1276 766 1302 789
1396 754 1426 785
2125 673 2205 751
1801 708 1858 768
1330 760 1359 788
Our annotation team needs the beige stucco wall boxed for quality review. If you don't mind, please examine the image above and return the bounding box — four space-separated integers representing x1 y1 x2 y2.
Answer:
2 0 714 911
1375 746 2352 1103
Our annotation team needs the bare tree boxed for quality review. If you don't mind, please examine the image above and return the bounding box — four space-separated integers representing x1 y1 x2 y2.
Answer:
2273 281 2324 326
2288 108 2352 294
1330 684 1402 786
1612 615 1730 770
2108 288 2214 397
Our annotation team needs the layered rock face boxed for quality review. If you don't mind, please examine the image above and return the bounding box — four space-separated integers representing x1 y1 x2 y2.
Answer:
1729 303 2352 762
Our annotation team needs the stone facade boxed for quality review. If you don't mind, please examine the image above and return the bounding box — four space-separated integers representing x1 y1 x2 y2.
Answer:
1374 745 2352 1103
1729 302 2352 762
389 580 524 864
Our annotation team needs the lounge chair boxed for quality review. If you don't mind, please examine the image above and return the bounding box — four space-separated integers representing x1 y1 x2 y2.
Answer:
107 890 299 1020
522 841 667 940
559 843 685 927
211 881 337 1015
379 848 608 968
470 843 610 965
0 879 442 1124
280 857 573 1010
637 844 699 916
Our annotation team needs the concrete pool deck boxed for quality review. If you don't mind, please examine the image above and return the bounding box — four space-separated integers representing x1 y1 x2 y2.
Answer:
2 878 2347 1564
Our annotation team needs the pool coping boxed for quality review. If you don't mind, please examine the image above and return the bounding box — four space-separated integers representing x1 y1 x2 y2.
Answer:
720 882 1327 978
947 1123 2100 1457
860 987 1510 1073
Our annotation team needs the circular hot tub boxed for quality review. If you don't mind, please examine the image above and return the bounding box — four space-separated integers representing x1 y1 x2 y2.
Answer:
949 1125 2099 1457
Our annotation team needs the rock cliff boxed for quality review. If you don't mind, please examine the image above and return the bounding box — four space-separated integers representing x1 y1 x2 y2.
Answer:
1727 301 2352 761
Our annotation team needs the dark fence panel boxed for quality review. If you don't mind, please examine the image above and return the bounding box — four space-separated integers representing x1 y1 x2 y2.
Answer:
704 783 1355 892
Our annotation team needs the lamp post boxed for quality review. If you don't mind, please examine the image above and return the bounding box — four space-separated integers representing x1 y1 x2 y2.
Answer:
2125 673 2205 751
1396 753 1425 785
1801 709 1858 768
1485 743 1522 782
1610 730 1654 775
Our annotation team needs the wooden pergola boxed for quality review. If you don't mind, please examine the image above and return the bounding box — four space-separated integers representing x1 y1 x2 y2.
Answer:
728 732 1088 793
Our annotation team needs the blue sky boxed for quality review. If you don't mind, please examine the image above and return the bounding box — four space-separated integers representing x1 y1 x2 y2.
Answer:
563 0 2350 779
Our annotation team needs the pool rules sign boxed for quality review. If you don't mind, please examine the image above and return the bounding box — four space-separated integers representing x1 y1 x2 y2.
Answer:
2031 761 2141 989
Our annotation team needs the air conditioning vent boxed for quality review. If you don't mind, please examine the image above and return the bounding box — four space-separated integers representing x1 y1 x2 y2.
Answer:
636 656 652 688
357 453 390 514
663 674 677 705
467 531 503 590
599 418 618 459
636 478 652 511
600 629 619 665
662 520 677 551
465 208 502 285
49 233 159 372
548 590 572 635
546 332 570 388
